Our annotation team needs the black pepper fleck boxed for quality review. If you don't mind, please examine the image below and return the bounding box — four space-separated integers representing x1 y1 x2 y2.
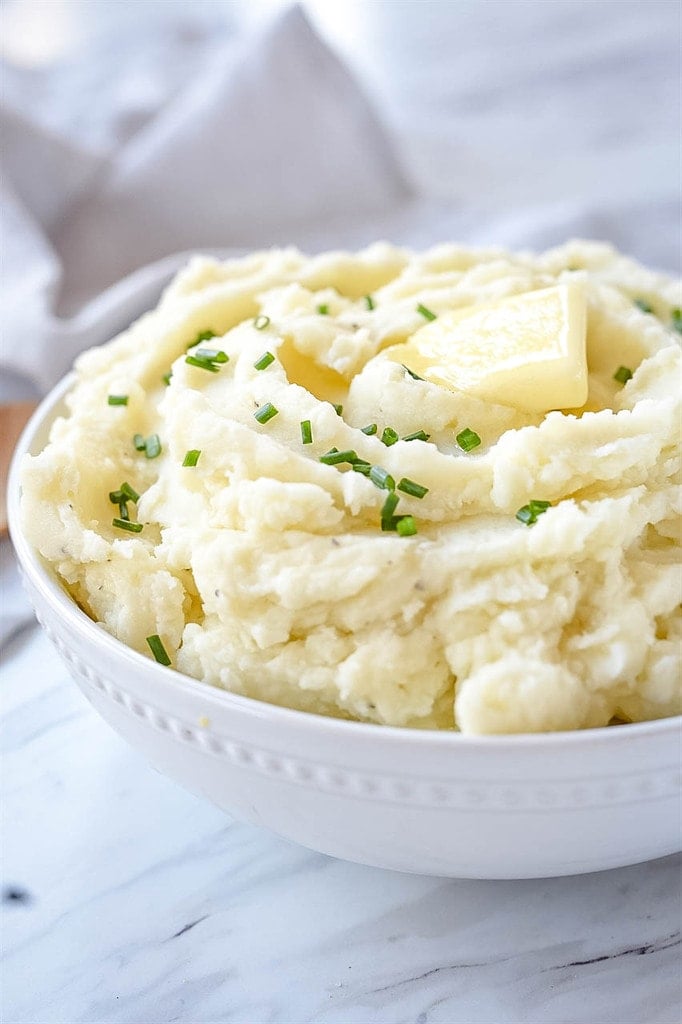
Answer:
2 886 32 905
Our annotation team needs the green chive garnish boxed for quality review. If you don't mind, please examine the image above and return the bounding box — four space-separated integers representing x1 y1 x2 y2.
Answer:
162 372 172 386
634 298 654 314
185 355 219 372
112 518 143 533
361 423 378 435
188 329 216 349
196 348 228 363
186 349 228 372
416 303 437 321
109 486 139 506
333 404 343 417
253 315 270 330
300 420 313 444
381 491 400 524
381 427 399 447
456 427 481 452
183 449 201 467
351 460 371 475
145 434 162 459
108 395 128 406
402 429 431 443
369 466 395 491
146 634 171 666
254 402 278 424
120 482 140 503
254 352 275 370
402 364 425 381
365 295 375 310
671 308 682 334
320 449 357 465
398 478 429 499
133 434 146 451
515 499 551 526
317 303 329 315
396 515 418 537
613 365 633 384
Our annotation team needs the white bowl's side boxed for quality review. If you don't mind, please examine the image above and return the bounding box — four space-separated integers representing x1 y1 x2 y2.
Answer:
9 376 682 879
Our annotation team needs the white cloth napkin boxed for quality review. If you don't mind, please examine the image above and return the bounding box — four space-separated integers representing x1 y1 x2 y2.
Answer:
0 5 411 396
1 3 679 401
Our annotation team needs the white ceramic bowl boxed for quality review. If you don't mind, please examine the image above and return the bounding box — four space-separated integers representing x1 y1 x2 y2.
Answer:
8 375 682 879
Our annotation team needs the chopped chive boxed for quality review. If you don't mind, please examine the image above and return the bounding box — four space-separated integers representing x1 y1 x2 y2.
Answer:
634 298 654 314
254 351 275 370
300 419 313 444
352 460 371 475
361 423 377 435
146 634 171 666
195 348 228 363
416 303 437 321
145 434 162 459
254 402 278 424
381 427 399 447
516 500 551 526
185 355 220 372
671 308 682 334
613 365 633 384
402 429 431 443
108 395 128 406
182 449 201 467
456 427 482 452
333 403 343 416
107 488 135 515
381 491 400 522
365 295 375 310
382 516 400 532
133 433 146 451
396 515 418 537
162 371 172 387
398 478 429 499
188 329 217 349
320 449 357 465
317 303 329 315
253 315 270 330
112 518 143 533
120 482 140 503
402 364 425 381
369 466 395 491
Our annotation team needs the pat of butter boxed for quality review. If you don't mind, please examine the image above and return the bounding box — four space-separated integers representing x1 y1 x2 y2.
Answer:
392 282 588 412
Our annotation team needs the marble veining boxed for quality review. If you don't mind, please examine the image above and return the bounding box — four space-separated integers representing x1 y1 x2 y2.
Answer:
2 538 681 1024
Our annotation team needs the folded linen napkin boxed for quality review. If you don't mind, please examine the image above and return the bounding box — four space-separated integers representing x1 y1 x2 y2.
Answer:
0 5 411 396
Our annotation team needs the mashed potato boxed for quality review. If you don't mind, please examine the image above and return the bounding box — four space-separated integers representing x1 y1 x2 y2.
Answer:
21 241 682 733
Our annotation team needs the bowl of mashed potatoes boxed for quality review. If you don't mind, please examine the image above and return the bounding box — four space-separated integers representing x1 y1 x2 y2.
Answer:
9 240 681 877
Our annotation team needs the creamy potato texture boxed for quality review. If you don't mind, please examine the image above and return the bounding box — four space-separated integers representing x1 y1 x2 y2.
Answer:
21 241 682 733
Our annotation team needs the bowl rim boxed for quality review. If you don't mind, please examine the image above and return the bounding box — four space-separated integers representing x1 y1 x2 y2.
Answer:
9 372 682 750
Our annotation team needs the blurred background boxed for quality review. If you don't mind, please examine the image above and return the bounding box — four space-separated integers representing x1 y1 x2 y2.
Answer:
0 0 680 397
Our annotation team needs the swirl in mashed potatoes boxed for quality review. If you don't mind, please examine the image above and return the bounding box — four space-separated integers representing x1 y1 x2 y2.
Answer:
21 241 682 733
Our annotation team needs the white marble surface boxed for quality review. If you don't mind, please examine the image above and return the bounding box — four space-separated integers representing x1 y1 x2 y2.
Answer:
1 539 681 1023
